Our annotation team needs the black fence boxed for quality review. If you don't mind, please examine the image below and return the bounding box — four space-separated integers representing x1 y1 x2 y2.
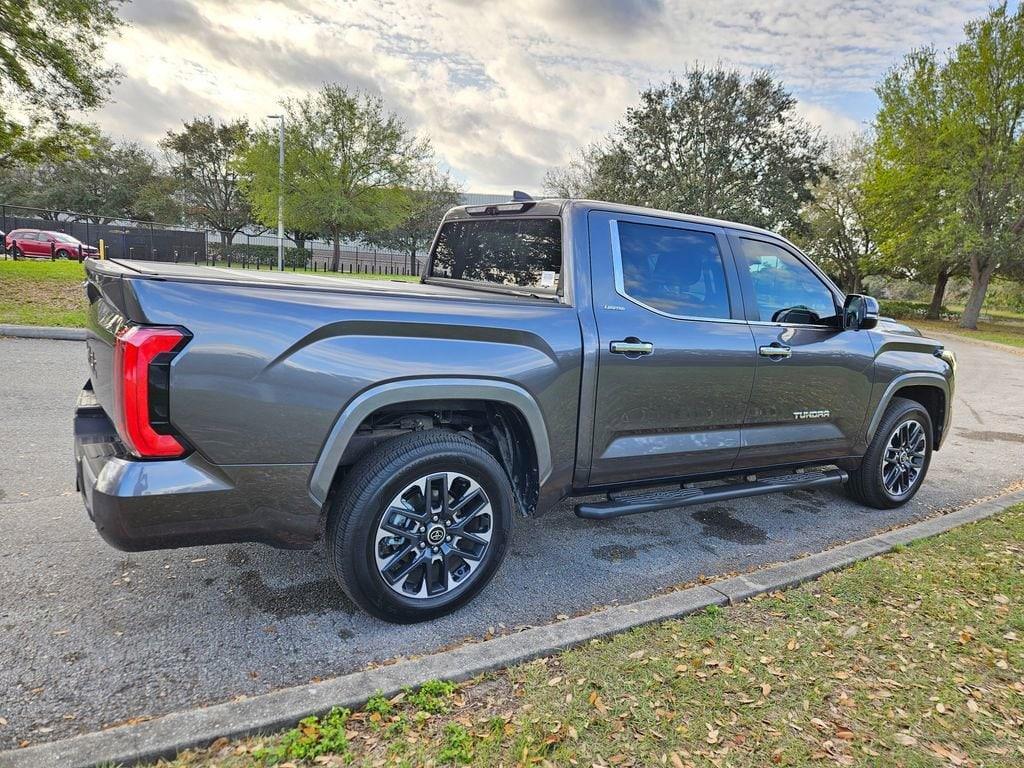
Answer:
1 204 206 261
1 203 423 275
209 230 421 275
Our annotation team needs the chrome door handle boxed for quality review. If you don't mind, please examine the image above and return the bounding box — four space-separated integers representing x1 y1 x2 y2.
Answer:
610 339 654 355
758 344 792 359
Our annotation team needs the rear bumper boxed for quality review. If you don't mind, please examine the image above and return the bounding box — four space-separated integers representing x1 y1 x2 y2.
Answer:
75 386 321 551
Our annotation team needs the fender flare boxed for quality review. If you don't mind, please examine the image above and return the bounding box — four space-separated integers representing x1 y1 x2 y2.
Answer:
308 378 553 506
865 372 949 445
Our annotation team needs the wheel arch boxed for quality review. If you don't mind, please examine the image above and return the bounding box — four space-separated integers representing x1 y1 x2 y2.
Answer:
309 378 552 509
866 374 949 450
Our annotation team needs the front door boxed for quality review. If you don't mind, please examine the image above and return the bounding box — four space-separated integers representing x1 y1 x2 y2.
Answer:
587 211 757 487
729 233 875 468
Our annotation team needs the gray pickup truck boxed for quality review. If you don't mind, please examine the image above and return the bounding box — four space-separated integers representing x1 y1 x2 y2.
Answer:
75 197 956 622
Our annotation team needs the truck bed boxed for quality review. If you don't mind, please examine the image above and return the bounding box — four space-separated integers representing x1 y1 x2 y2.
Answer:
96 259 557 304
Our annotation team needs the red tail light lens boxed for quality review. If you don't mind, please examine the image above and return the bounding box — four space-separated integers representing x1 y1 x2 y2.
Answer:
113 325 189 458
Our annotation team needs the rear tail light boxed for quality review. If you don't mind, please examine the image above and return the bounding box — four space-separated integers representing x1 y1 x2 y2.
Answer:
113 325 190 458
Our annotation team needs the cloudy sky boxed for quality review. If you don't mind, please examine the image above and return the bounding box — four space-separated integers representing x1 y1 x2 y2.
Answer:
98 0 1004 193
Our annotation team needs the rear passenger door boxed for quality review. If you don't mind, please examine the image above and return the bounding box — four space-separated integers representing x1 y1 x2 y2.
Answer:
19 232 43 256
730 233 875 468
587 212 757 487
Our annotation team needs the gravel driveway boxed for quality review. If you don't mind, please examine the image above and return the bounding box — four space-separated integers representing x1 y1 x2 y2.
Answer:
1 334 1022 749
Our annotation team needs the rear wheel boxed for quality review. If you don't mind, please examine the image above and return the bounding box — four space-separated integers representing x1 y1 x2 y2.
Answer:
326 430 513 623
848 397 932 509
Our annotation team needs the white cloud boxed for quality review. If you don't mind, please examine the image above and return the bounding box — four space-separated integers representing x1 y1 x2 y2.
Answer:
794 102 863 139
92 0 990 191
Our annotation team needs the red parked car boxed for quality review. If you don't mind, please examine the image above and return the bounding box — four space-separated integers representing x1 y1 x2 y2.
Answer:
5 229 99 261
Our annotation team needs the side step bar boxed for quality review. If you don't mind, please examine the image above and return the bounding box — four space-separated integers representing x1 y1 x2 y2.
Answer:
574 469 848 520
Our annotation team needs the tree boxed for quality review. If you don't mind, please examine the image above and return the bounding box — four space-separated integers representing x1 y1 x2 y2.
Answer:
162 117 253 248
238 86 428 271
863 49 968 319
866 5 1024 329
544 67 829 233
8 132 180 222
543 143 611 198
0 0 122 163
798 138 880 294
361 169 462 274
944 4 1024 328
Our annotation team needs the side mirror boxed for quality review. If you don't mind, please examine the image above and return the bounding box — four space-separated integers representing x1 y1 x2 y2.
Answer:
843 294 880 330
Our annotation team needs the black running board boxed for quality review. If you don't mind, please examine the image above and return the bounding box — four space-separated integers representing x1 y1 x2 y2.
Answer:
574 469 848 520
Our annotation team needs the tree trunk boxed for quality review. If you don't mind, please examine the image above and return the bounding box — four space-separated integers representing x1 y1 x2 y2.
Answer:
331 225 341 272
409 246 417 276
960 255 995 330
219 230 229 261
849 269 862 295
926 267 950 320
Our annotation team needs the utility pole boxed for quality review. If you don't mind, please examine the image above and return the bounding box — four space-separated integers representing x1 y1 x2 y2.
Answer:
267 114 285 271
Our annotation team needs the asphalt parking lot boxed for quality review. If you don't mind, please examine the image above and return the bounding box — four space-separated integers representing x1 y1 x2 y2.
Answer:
1 334 1022 749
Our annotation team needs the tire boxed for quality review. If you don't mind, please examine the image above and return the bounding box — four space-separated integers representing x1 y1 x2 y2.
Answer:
56 249 70 260
326 430 513 623
848 397 932 509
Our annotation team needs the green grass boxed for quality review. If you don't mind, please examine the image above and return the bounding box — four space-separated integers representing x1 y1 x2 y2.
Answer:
911 318 1024 350
0 258 88 326
0 259 419 328
881 299 1024 349
152 504 1024 768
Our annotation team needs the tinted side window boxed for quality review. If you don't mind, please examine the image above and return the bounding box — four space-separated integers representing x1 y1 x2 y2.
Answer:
616 222 731 319
737 238 837 324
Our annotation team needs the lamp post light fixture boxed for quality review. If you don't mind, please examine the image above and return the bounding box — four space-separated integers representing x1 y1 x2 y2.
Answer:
267 114 285 271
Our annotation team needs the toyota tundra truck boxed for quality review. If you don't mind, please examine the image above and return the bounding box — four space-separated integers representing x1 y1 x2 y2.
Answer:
75 197 956 622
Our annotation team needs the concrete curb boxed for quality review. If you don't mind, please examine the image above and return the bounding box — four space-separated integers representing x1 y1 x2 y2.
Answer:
0 324 86 341
4 488 1024 768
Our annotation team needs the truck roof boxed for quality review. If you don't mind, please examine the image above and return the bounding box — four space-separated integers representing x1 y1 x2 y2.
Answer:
441 197 788 241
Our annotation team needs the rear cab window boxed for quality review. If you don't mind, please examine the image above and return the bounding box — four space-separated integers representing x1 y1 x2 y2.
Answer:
427 217 562 296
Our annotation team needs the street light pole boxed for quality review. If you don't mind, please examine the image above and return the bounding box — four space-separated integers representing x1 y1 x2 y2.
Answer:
268 114 285 271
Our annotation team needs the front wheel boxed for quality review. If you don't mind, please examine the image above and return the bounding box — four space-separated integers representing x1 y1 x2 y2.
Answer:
326 430 513 623
848 397 932 509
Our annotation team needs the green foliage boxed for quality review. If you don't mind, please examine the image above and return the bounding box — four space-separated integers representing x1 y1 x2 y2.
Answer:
207 242 312 269
364 692 394 717
880 299 957 322
360 168 462 273
161 117 253 239
544 67 828 233
438 723 474 764
253 707 351 765
406 679 457 714
1 131 180 223
864 4 1024 329
0 0 122 162
236 86 429 270
796 137 882 293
